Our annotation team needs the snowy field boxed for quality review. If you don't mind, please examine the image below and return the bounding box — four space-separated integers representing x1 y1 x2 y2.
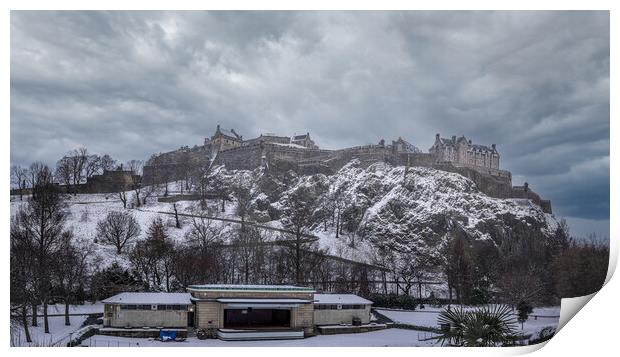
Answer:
80 328 440 347
377 306 560 338
9 180 365 271
11 314 90 347
10 303 103 347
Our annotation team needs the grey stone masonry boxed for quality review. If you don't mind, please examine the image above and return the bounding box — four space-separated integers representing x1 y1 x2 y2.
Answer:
137 127 552 214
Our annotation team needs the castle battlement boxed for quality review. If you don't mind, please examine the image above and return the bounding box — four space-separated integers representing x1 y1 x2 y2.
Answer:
141 126 551 214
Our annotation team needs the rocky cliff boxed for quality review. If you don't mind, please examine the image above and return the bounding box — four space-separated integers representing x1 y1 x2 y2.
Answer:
207 159 560 265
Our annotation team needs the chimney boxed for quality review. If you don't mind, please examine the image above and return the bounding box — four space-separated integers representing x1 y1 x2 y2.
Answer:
216 124 220 132
435 133 440 140
492 144 496 150
452 135 456 142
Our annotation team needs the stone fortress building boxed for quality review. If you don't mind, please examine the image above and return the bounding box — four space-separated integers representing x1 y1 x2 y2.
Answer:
143 126 552 213
429 134 499 170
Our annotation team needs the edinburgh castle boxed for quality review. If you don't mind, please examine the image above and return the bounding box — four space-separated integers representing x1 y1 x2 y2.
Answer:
143 126 552 213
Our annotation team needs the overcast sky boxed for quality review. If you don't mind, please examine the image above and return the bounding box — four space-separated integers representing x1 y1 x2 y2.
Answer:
10 11 609 239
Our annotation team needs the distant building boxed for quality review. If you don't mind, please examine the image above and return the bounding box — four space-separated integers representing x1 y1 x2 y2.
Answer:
391 137 421 154
211 125 243 151
429 133 500 170
291 132 318 149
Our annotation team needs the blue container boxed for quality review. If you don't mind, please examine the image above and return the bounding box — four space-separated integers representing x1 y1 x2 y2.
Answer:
160 330 177 341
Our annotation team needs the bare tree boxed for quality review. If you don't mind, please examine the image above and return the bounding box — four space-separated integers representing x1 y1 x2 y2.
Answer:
99 154 117 172
129 217 176 291
10 214 35 343
211 174 230 212
391 250 439 299
126 160 144 207
54 234 91 326
184 209 225 249
194 161 213 210
233 225 266 284
68 148 89 195
412 253 439 300
441 230 474 305
285 186 318 284
392 255 416 296
118 190 128 209
83 154 102 179
141 184 156 205
551 237 609 299
27 162 46 200
328 186 346 238
54 148 89 196
232 184 256 232
55 157 73 193
96 211 141 254
15 166 70 333
178 149 193 193
497 266 544 308
11 165 28 200
172 203 181 228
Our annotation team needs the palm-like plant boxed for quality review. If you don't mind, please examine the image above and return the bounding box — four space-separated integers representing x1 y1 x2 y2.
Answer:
435 305 518 347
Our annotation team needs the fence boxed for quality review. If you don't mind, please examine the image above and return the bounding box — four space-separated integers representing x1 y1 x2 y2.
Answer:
82 338 136 347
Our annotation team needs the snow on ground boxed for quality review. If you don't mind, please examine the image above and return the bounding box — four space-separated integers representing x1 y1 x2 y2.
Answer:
9 183 241 271
11 314 89 347
11 303 104 347
81 328 440 347
10 178 358 273
377 305 560 339
272 143 308 149
39 302 104 315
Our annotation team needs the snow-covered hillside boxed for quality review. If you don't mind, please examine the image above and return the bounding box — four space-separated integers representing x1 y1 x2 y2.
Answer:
205 159 560 266
9 159 560 273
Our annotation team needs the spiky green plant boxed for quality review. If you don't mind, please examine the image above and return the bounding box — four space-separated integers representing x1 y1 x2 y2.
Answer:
435 305 518 347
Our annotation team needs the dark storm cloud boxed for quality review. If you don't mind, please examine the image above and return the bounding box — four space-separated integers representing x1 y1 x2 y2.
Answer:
10 11 609 232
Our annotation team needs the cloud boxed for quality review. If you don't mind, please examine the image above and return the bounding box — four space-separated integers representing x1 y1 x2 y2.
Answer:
10 11 610 227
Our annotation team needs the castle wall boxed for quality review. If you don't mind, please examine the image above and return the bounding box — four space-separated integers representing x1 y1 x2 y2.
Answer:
540 200 553 214
400 153 435 167
431 163 514 198
216 144 264 170
430 164 551 213
244 135 291 146
143 145 211 184
510 186 552 213
83 170 137 193
139 132 552 214
19 170 141 195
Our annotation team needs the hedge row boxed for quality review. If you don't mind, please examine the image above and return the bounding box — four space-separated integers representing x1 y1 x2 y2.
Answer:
369 293 418 310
